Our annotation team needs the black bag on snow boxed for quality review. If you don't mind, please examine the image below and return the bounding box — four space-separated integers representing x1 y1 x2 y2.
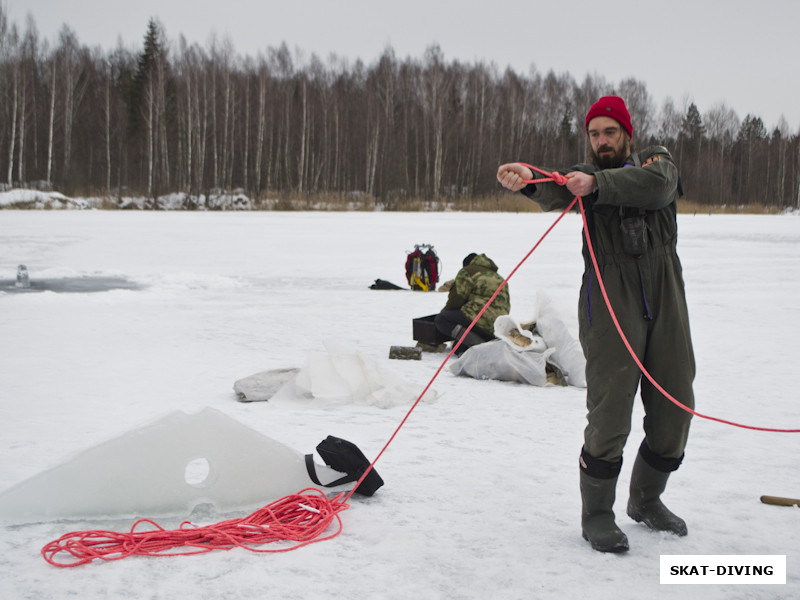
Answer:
305 436 384 496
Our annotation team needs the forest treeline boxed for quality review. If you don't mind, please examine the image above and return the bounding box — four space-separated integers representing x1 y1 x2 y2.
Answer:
2 12 799 210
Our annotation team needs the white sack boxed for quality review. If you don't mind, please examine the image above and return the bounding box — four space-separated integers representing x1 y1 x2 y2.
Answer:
533 291 586 387
493 315 547 352
450 340 555 386
450 291 586 388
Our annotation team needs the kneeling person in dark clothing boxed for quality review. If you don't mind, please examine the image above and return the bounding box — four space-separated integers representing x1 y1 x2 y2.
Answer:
434 253 510 355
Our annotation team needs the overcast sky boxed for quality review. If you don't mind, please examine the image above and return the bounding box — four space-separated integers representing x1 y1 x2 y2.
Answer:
8 0 800 132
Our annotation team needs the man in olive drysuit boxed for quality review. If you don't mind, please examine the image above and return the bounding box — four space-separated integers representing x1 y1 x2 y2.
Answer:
496 96 695 553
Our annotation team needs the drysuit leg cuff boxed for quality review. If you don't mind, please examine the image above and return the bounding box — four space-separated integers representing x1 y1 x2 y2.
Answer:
580 447 623 479
638 439 684 473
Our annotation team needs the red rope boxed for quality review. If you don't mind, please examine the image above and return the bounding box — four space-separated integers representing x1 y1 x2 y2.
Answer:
41 489 349 567
41 191 578 568
518 162 569 186
517 161 799 432
342 185 578 503
41 170 798 566
575 195 800 433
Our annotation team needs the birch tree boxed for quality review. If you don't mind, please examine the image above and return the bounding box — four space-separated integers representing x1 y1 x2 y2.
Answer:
4 27 19 186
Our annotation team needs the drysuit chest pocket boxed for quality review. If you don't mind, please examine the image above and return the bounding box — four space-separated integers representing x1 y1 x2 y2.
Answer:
619 208 648 256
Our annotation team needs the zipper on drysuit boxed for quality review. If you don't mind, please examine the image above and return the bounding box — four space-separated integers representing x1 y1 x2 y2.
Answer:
586 151 653 325
586 260 653 326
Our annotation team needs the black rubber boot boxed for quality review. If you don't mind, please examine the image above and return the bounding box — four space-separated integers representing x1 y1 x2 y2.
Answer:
451 324 487 355
580 470 629 553
627 452 687 536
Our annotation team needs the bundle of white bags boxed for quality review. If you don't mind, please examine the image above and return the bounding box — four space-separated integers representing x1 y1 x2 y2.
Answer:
449 292 586 388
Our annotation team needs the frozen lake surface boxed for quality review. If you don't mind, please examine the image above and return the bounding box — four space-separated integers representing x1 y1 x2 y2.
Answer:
1 210 798 599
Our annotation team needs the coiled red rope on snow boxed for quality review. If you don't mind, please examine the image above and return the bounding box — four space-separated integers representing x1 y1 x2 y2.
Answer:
41 489 349 567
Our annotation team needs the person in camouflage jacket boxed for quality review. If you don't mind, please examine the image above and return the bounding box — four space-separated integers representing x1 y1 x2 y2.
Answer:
496 96 695 554
433 253 510 354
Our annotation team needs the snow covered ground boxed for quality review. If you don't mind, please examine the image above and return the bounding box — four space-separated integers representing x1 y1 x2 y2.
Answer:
0 209 798 599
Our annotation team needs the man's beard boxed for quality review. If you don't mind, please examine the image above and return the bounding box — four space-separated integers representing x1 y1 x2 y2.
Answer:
592 142 629 169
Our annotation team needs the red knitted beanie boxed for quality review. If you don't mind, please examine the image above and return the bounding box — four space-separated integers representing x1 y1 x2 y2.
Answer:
585 96 633 138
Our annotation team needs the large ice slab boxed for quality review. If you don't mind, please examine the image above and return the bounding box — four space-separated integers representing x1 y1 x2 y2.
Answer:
0 407 342 524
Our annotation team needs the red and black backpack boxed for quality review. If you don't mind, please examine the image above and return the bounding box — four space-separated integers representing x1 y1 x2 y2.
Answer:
405 244 440 291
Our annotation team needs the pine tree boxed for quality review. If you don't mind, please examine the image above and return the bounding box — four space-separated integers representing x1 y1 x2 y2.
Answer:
681 103 705 140
126 18 163 136
733 115 769 203
737 114 767 143
678 103 705 198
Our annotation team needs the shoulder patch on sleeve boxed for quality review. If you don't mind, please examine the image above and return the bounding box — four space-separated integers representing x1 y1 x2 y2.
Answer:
642 155 662 167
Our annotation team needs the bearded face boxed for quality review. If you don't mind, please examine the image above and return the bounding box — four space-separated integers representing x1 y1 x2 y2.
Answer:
586 116 632 169
591 137 630 168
